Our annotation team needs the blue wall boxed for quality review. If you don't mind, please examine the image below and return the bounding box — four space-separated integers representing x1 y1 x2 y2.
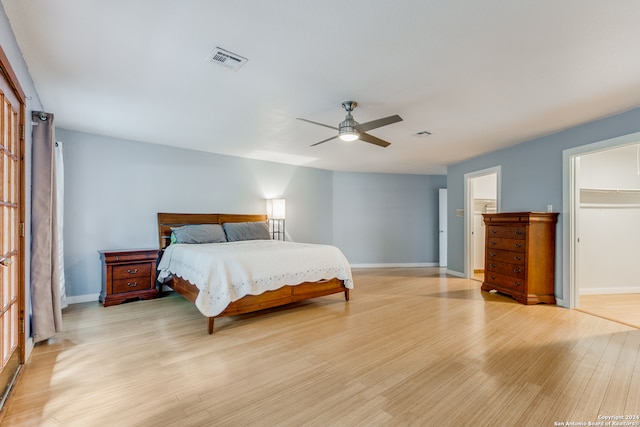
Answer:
59 128 445 299
333 172 446 264
446 106 640 300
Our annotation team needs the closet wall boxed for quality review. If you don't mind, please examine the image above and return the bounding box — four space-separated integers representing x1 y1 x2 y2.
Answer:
473 174 497 271
579 144 640 294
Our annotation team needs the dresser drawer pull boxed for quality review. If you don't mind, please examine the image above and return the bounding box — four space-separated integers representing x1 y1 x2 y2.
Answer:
514 281 522 287
513 256 521 261
489 252 497 257
490 241 497 245
514 243 522 248
489 263 496 268
127 282 138 288
490 229 497 234
127 268 138 274
490 275 496 280
515 230 523 235
513 268 521 273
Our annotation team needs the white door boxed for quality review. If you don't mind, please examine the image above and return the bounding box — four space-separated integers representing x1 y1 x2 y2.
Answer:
439 188 447 267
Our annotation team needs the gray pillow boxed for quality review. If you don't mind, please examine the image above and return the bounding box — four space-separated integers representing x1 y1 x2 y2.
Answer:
171 224 227 244
222 221 271 242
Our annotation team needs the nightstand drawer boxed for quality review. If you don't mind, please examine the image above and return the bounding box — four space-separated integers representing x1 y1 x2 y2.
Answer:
113 277 153 294
113 263 151 280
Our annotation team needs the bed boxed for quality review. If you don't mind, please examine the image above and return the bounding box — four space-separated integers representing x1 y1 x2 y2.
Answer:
156 213 353 334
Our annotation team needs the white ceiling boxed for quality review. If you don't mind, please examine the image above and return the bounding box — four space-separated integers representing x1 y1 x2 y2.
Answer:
3 0 640 175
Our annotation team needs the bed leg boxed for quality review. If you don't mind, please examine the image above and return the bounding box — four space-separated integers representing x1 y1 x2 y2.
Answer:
344 289 350 301
208 317 214 334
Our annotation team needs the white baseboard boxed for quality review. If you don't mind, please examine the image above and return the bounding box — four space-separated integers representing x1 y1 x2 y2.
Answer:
445 269 466 278
580 286 640 295
65 293 100 305
350 262 439 269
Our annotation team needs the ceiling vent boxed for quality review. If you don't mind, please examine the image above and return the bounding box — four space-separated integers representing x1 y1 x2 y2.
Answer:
208 47 248 71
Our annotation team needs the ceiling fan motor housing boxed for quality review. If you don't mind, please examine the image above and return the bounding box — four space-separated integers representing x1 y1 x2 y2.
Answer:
342 100 357 112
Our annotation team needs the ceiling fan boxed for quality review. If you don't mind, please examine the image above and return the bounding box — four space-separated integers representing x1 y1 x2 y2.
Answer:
297 101 402 147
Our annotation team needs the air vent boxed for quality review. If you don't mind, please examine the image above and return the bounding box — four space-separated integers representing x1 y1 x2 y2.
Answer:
208 47 248 71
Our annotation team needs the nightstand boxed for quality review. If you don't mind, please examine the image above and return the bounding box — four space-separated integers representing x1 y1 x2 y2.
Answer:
98 248 160 307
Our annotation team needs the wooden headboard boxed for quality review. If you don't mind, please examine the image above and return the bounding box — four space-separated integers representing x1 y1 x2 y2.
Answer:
157 213 268 249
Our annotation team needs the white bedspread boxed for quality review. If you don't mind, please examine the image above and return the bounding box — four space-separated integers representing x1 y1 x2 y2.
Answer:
157 240 353 317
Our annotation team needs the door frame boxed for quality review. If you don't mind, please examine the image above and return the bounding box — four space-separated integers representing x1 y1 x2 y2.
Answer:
562 130 640 308
464 166 501 279
0 43 27 406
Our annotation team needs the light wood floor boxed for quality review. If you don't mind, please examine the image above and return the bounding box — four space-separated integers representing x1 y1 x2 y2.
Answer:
577 293 640 329
473 273 640 329
2 268 640 426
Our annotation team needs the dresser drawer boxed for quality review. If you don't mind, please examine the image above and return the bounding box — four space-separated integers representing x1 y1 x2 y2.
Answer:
487 237 526 252
486 261 525 278
112 277 153 294
486 226 526 240
486 249 525 264
485 271 525 294
113 263 151 280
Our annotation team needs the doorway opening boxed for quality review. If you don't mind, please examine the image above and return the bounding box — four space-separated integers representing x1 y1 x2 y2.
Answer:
563 132 640 327
562 132 640 308
464 167 500 281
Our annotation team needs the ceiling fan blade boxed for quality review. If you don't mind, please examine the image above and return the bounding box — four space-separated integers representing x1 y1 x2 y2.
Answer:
296 117 339 131
357 115 403 132
359 132 391 148
310 135 339 147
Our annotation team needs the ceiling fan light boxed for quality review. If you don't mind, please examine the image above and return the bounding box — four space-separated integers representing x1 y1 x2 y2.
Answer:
338 116 360 141
339 130 359 142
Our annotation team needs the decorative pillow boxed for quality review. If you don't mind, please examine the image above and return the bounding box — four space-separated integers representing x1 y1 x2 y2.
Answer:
222 221 271 242
170 224 227 244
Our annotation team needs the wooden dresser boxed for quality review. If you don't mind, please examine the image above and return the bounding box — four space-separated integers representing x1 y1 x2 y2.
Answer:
99 249 160 307
481 212 558 305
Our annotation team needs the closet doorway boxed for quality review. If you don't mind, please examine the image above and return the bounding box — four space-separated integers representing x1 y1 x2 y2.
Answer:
464 167 500 281
570 141 640 327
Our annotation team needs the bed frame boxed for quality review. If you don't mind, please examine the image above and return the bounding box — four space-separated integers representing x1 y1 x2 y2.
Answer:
157 213 350 334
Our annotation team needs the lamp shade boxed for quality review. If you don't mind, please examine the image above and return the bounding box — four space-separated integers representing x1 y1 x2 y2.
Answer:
266 198 286 219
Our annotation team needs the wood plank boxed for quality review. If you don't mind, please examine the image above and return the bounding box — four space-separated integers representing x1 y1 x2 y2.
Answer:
2 267 639 426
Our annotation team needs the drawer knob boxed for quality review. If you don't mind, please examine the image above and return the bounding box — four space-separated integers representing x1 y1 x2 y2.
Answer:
490 275 496 280
513 256 521 261
490 241 497 245
514 281 522 287
490 263 496 268
514 243 522 248
491 229 497 234
127 268 138 274
489 252 497 257
515 230 523 235
127 282 138 288
513 268 521 273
